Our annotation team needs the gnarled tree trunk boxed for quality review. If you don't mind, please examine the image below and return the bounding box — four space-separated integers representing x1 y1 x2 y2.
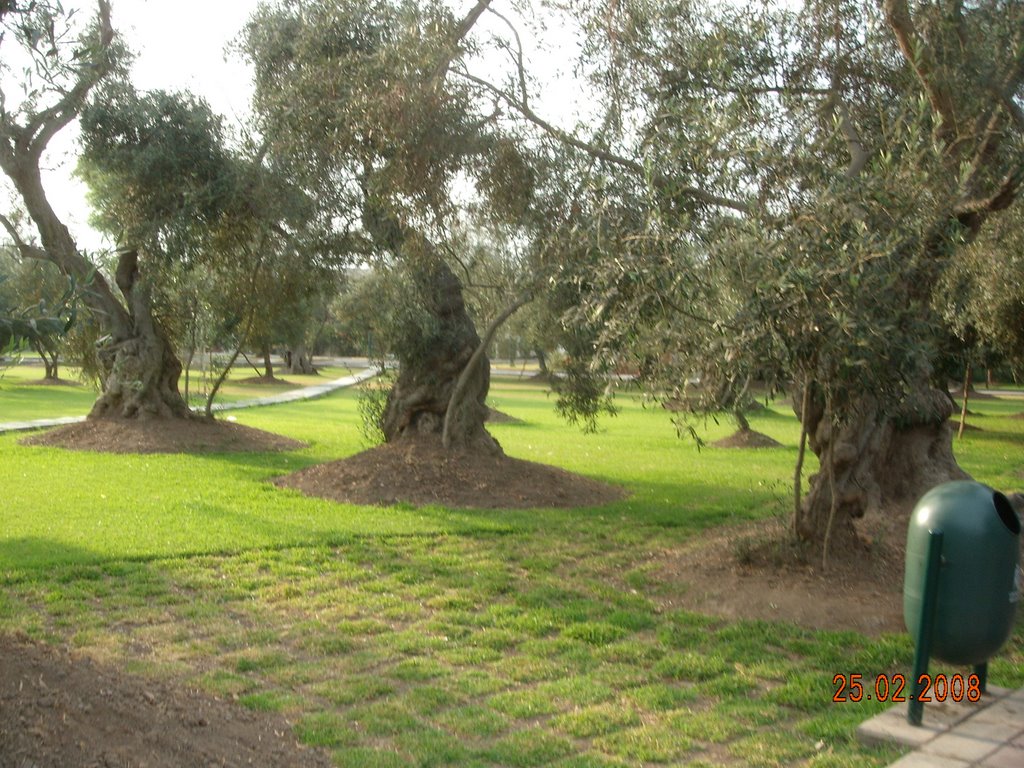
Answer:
88 250 191 420
286 347 317 376
380 258 499 455
1 157 191 421
795 384 969 542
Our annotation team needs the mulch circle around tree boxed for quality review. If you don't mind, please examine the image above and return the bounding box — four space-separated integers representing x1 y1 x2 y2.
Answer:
711 429 783 449
20 418 306 454
656 487 1024 636
235 375 296 386
656 511 909 635
0 634 334 768
274 434 627 509
485 407 521 424
22 377 82 387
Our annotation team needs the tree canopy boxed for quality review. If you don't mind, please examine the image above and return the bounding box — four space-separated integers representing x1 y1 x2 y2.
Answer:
467 0 1023 548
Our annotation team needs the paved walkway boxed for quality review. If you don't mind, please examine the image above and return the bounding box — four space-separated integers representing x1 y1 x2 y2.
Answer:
858 683 1024 766
0 367 380 433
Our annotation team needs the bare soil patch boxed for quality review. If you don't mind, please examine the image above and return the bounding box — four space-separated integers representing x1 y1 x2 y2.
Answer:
274 435 626 509
20 418 305 454
653 483 1024 636
711 428 783 449
0 634 333 768
654 507 912 636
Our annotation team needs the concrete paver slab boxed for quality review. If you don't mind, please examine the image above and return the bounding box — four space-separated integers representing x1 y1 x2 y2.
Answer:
979 744 1024 768
888 752 969 767
858 706 953 749
858 687 1011 749
859 685 1024 768
926 731 1001 763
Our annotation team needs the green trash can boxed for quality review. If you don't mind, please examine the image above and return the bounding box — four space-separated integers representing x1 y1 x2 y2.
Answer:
904 481 1022 665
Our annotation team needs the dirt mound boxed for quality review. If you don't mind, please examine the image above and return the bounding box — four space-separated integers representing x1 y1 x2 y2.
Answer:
712 428 783 449
22 376 83 387
0 634 333 768
20 417 305 454
236 375 296 386
485 407 521 424
274 435 626 509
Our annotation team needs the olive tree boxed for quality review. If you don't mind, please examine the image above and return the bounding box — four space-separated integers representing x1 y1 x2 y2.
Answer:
474 0 1024 551
941 204 1024 378
0 251 75 362
242 0 544 453
77 79 325 416
0 1 146 414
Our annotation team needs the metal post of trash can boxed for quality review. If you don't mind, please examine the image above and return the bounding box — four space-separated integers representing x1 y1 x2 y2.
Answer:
973 661 988 695
908 529 943 726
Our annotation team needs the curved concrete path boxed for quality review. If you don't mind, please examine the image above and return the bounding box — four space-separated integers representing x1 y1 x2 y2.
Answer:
0 367 380 434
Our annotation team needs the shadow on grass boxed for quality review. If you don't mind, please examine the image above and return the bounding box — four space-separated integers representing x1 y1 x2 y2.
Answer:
185 449 325 477
0 537 105 581
0 493 527 575
957 428 1024 444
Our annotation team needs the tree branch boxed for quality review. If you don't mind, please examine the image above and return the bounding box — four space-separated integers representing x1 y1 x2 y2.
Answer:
465 68 646 174
825 15 869 180
825 75 870 180
956 37 1024 195
0 212 48 260
455 69 751 214
23 0 114 159
442 288 534 449
659 73 830 98
485 6 530 109
954 166 1024 222
883 0 960 145
430 0 492 87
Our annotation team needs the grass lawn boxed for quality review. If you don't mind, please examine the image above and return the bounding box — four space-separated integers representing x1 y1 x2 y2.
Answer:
0 360 361 422
1 380 1021 767
0 363 98 420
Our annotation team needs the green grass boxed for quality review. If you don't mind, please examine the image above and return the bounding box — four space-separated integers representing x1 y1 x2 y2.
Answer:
0 363 97 420
0 360 359 422
0 379 1021 767
182 364 358 408
948 391 1024 492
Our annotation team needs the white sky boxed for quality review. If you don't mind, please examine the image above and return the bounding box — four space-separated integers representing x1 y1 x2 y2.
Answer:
11 0 593 251
114 0 262 126
33 0 264 250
